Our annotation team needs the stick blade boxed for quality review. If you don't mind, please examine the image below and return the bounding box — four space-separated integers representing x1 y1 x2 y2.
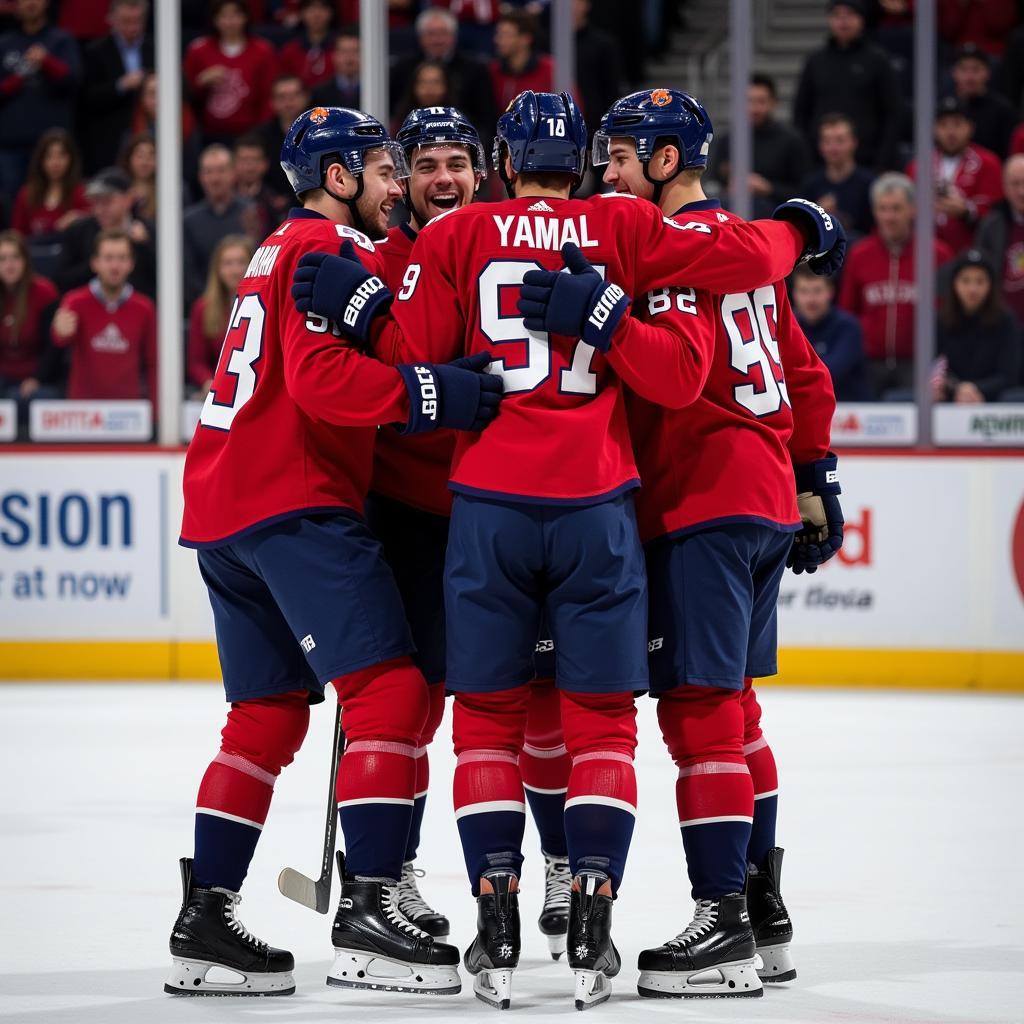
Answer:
277 867 330 913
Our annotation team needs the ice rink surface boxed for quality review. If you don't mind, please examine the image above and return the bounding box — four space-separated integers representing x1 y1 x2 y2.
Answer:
0 682 1021 1024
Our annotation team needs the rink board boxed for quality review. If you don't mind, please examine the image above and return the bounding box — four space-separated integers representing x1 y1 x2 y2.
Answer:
1 449 1023 689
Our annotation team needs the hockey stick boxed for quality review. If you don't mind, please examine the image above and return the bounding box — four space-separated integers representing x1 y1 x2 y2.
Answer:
278 699 345 913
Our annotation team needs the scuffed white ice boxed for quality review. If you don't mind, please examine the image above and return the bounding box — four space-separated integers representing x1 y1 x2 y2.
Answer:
0 683 1021 1024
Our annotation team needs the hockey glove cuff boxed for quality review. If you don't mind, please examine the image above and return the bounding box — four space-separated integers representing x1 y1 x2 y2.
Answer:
291 241 392 343
518 242 630 352
788 452 844 574
773 198 847 277
398 352 503 434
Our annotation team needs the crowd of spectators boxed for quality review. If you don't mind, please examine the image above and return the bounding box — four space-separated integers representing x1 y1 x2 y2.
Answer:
708 0 1024 403
3 0 1024 436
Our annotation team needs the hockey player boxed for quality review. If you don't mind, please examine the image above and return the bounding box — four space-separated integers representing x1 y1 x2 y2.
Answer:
166 106 503 998
369 105 574 956
552 88 841 997
290 91 843 1009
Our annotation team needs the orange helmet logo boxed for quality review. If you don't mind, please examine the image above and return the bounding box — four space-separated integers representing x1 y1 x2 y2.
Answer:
650 89 671 107
309 107 330 124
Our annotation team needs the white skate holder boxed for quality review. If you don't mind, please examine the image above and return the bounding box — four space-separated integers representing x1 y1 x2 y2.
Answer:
573 967 611 1010
473 966 514 1009
165 956 296 997
327 947 461 995
638 955 764 999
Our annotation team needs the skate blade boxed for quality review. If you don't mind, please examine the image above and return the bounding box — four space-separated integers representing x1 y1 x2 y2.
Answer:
573 969 611 1011
473 968 513 1009
637 957 763 999
547 932 567 961
327 948 461 995
757 941 797 983
164 957 295 996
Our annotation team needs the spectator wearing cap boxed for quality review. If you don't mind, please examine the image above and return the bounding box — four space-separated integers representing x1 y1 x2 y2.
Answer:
907 97 1003 255
934 249 1021 403
799 113 875 238
311 26 360 109
839 172 954 399
0 0 81 197
975 154 1024 327
711 73 810 220
389 7 495 144
793 0 901 171
183 144 252 309
79 0 154 175
256 74 311 204
791 263 869 401
279 0 335 93
51 228 156 406
183 0 276 145
938 0 1017 61
489 10 554 113
951 44 1015 160
56 167 156 298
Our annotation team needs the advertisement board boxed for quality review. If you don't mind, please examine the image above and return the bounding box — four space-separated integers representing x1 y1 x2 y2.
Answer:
28 401 152 442
0 400 15 442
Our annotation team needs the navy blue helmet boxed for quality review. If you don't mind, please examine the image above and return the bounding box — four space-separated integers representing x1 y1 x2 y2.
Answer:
493 91 587 194
592 89 713 171
280 105 409 197
397 105 487 176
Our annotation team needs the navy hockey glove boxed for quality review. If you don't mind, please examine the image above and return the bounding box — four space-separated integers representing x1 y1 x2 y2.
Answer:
773 198 847 277
517 242 630 352
788 452 844 575
398 351 503 434
291 240 392 343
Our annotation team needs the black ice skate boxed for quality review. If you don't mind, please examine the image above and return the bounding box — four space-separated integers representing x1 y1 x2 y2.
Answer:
327 854 461 994
539 852 571 960
566 871 620 1010
637 893 763 999
747 847 796 982
396 861 450 939
463 870 521 1009
164 857 295 997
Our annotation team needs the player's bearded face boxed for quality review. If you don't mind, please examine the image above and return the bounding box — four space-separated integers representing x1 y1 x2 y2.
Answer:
602 140 655 201
409 145 478 222
356 151 404 237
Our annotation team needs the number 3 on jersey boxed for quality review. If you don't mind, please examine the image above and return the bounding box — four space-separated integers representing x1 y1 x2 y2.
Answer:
478 260 600 396
199 293 266 431
723 286 790 417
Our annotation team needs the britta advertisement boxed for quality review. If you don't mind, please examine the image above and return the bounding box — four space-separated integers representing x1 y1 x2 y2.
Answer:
0 455 171 638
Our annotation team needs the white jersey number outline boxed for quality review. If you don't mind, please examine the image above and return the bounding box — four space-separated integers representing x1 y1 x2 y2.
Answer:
478 260 602 396
199 293 266 431
723 286 790 417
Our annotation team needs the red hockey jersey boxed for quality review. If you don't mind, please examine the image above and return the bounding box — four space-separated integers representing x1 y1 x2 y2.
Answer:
375 193 805 505
179 209 410 547
52 283 156 403
627 202 836 543
371 222 457 517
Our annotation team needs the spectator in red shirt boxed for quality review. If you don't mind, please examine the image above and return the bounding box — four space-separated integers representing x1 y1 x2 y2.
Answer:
839 172 955 399
0 229 61 430
187 233 252 399
489 10 553 112
117 131 156 222
907 97 1003 255
279 0 335 92
130 72 202 183
183 0 276 144
51 228 156 403
393 60 452 132
11 127 88 239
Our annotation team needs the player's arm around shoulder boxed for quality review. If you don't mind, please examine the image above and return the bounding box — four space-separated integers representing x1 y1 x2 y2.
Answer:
276 224 411 429
604 283 716 410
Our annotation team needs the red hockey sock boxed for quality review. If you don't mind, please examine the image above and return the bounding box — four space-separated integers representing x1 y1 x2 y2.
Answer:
520 679 570 856
560 689 638 893
193 689 310 891
658 686 753 898
453 686 530 892
332 657 428 880
742 678 779 867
